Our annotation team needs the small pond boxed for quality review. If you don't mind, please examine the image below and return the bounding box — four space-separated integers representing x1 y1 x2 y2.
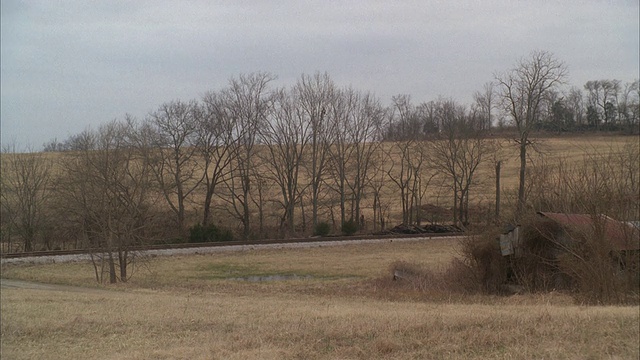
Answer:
228 274 315 282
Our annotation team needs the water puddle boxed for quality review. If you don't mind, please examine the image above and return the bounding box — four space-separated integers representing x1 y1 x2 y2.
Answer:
228 274 314 282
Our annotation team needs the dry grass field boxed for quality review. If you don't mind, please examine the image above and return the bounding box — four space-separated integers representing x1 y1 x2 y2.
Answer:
2 238 639 359
457 134 638 207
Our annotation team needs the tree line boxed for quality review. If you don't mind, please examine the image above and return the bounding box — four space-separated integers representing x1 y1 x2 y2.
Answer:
2 51 638 283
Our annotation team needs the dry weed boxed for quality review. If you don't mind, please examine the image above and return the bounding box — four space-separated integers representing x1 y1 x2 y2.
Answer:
2 286 638 359
2 234 639 358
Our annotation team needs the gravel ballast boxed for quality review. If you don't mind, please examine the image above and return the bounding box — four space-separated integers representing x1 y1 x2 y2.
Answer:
1 235 464 265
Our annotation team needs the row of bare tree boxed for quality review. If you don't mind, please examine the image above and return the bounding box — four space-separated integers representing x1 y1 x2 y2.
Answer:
385 82 638 140
1 72 497 248
2 51 637 283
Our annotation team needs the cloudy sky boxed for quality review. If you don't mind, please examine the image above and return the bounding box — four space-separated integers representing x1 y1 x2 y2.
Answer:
1 0 638 149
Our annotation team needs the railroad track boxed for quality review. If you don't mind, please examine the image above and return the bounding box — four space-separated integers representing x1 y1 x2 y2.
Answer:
0 232 462 259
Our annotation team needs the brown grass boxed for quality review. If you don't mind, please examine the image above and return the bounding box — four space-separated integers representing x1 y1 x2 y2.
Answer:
2 238 639 359
2 286 638 360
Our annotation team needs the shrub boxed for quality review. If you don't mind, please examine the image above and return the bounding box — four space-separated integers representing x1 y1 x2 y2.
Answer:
188 223 234 243
539 219 638 305
454 232 508 294
314 221 331 237
508 215 639 304
341 219 358 236
498 218 566 292
389 261 439 292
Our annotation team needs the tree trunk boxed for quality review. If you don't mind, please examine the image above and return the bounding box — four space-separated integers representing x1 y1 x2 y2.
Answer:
373 193 379 232
119 249 128 283
312 189 319 229
495 161 501 221
517 141 527 217
311 131 319 229
242 174 251 239
90 252 101 283
202 188 213 226
458 191 465 228
176 165 186 236
287 201 295 236
24 236 33 252
243 207 250 239
355 191 362 229
452 181 458 226
339 176 346 227
298 195 306 233
108 251 117 284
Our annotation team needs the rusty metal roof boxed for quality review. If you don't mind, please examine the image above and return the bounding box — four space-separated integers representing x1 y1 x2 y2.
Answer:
537 212 640 251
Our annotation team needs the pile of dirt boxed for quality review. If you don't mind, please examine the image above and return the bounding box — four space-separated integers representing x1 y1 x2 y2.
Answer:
423 224 464 233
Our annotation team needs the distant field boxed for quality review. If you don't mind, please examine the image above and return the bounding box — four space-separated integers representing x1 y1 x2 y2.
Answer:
2 238 638 359
3 134 637 236
457 134 637 201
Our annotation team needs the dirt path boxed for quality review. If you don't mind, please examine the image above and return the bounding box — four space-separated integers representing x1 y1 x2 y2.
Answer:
0 279 108 293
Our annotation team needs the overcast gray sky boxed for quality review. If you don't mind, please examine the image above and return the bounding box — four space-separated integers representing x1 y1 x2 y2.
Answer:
1 0 638 149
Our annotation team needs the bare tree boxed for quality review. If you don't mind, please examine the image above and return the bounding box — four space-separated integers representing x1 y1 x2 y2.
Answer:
473 82 495 130
385 140 415 225
430 101 493 227
42 138 66 153
325 88 385 230
495 50 567 215
59 120 155 283
617 80 640 132
0 144 53 252
295 72 336 229
197 91 238 226
584 80 621 128
368 146 391 231
257 87 311 236
220 72 275 239
384 94 425 140
325 89 350 227
415 100 441 135
146 100 202 237
343 89 385 228
384 95 424 225
526 141 639 221
538 89 572 131
410 142 437 226
566 86 585 127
